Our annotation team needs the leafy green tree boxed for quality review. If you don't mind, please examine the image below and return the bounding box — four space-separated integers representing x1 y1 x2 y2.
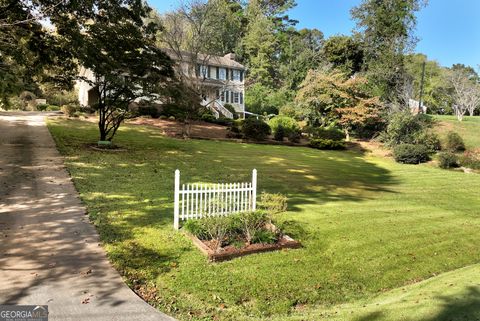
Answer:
322 35 363 76
351 0 427 103
50 0 175 142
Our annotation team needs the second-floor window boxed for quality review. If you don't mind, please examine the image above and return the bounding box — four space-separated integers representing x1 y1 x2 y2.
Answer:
232 70 241 82
218 68 226 80
200 65 208 79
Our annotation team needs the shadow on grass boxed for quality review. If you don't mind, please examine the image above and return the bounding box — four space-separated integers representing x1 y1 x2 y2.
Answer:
432 286 480 321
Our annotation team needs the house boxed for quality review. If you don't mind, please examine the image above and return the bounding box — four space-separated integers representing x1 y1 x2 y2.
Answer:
164 49 246 119
76 50 246 119
409 98 428 114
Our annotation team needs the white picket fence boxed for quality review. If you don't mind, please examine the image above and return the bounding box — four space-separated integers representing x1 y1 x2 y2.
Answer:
173 169 257 229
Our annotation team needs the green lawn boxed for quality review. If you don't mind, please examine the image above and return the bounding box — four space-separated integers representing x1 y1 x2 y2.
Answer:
48 119 480 321
434 115 480 149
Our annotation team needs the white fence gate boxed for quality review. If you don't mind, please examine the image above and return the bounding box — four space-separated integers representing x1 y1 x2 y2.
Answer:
173 169 257 229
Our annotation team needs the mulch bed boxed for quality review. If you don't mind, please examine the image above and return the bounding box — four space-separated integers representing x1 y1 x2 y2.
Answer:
186 232 301 262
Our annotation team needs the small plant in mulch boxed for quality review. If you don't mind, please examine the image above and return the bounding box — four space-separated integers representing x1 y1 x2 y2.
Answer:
182 193 301 261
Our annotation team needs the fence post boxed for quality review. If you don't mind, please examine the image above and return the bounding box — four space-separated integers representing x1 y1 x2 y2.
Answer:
174 169 180 229
252 169 257 211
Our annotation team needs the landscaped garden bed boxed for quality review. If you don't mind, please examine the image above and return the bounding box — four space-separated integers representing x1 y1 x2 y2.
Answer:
181 194 301 262
186 229 300 262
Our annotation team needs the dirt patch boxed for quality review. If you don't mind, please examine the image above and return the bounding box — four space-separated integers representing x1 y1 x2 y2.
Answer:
127 118 229 139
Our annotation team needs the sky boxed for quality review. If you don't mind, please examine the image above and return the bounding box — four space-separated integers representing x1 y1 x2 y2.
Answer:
149 0 480 68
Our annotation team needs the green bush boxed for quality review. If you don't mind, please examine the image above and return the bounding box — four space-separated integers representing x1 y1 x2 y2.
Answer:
393 144 429 164
183 219 209 240
438 152 458 169
223 103 238 119
61 104 78 117
242 118 271 141
238 211 269 244
415 131 441 153
287 130 301 143
137 106 160 118
309 138 346 150
305 127 345 141
200 113 217 123
269 116 300 137
380 111 434 147
459 150 480 169
274 125 285 141
161 104 186 119
252 230 278 244
444 131 465 152
36 103 49 111
46 105 60 111
259 192 288 214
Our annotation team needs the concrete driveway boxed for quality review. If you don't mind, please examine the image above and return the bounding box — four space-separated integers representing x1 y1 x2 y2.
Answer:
0 112 175 321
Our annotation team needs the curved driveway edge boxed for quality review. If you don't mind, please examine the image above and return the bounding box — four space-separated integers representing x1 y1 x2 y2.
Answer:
0 112 176 321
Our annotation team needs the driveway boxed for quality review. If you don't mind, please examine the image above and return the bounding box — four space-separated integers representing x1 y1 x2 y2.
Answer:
0 112 175 321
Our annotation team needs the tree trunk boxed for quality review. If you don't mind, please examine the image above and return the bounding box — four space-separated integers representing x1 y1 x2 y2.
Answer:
344 128 350 142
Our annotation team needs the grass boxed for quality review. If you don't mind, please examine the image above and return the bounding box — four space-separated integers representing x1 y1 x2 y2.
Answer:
433 115 480 149
47 118 480 321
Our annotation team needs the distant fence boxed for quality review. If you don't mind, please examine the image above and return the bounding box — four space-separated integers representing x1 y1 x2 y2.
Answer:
173 169 257 229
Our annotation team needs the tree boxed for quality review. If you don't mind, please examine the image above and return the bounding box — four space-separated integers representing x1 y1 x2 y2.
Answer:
296 68 383 139
50 0 176 141
0 0 74 106
448 68 478 121
322 35 363 76
403 54 453 113
351 0 427 103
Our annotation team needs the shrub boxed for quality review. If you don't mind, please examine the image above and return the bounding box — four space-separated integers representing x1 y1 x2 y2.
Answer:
223 103 238 119
415 131 441 153
46 105 60 111
200 113 217 123
242 118 271 141
393 144 429 164
459 149 480 169
379 111 433 147
274 125 285 141
438 152 458 169
161 104 186 119
444 131 465 152
183 220 208 239
259 192 288 214
252 230 278 244
309 138 346 150
238 211 269 244
287 130 302 143
168 116 176 121
137 106 159 118
36 103 49 111
61 104 78 117
269 116 300 137
200 216 233 251
305 126 345 141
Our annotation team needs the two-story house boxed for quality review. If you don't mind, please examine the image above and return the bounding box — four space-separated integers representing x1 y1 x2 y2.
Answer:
164 49 246 119
77 50 246 119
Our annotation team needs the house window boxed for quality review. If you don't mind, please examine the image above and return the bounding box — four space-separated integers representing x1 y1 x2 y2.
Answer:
218 68 226 80
233 92 240 104
220 91 225 102
232 70 241 81
200 65 208 79
211 66 217 79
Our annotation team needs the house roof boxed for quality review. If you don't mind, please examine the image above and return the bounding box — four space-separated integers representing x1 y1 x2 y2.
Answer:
162 48 246 70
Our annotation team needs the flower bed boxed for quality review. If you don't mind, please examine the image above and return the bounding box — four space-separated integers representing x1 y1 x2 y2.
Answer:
182 205 301 262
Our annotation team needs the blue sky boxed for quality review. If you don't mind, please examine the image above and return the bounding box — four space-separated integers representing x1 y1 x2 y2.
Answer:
149 0 480 68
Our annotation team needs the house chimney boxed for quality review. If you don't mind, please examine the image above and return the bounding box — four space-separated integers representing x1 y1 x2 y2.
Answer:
224 53 236 61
